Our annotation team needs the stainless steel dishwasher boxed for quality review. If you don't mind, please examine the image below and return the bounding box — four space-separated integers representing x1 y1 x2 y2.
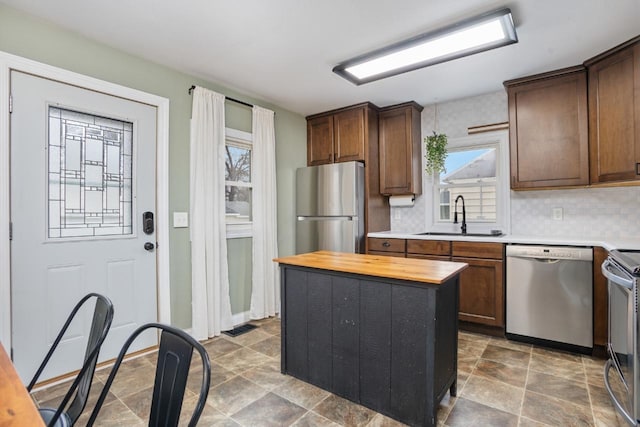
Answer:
506 245 593 351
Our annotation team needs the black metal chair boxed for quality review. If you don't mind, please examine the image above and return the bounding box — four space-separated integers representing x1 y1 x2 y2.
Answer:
27 293 114 427
86 323 211 427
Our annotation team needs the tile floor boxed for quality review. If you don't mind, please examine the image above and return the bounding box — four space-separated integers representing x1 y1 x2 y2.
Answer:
32 318 628 426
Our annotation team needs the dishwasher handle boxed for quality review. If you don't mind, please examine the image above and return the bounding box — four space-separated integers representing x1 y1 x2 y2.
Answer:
532 258 561 264
602 259 635 290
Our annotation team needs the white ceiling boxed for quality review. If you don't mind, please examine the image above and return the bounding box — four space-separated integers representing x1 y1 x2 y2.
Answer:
3 0 639 116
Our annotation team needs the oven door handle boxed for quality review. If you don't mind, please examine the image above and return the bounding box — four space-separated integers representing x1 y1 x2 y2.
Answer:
604 359 636 426
602 259 635 290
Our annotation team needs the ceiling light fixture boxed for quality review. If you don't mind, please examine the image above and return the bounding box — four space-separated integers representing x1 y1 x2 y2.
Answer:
333 7 518 85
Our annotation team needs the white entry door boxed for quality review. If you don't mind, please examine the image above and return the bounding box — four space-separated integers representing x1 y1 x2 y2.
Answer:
10 71 158 382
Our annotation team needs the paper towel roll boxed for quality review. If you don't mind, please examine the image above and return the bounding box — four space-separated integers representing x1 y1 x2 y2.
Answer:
389 195 415 207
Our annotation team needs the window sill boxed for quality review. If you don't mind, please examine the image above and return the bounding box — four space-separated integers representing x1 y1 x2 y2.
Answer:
226 223 252 239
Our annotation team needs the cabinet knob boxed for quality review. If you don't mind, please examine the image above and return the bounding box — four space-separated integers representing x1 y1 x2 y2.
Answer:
382 241 391 247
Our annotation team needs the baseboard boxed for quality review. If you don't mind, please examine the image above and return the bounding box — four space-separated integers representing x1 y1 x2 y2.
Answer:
459 321 505 338
232 311 251 326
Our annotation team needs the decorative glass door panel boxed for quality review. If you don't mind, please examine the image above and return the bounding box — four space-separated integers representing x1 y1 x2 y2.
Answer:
48 107 133 238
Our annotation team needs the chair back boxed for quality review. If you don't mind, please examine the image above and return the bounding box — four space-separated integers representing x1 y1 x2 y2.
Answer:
27 293 114 427
87 323 211 427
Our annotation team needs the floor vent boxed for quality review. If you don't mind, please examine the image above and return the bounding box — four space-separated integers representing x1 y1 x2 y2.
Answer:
223 323 257 337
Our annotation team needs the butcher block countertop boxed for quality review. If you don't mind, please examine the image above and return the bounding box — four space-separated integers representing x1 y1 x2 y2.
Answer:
274 250 468 284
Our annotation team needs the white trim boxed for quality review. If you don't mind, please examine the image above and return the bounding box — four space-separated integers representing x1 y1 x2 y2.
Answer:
225 127 254 239
425 130 510 234
226 223 253 239
0 51 171 351
226 127 252 143
232 310 252 326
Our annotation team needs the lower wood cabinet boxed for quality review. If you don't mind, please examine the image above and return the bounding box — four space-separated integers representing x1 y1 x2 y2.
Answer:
453 256 504 327
406 239 451 259
452 241 505 329
369 238 507 331
367 237 405 257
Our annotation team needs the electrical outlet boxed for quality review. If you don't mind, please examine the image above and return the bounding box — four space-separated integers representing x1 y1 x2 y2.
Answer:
552 207 563 221
393 209 401 220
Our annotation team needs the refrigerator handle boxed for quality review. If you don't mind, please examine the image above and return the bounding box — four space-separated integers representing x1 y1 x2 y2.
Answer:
297 216 355 221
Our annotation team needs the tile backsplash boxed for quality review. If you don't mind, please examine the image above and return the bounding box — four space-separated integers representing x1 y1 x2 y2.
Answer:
390 90 640 240
511 186 640 239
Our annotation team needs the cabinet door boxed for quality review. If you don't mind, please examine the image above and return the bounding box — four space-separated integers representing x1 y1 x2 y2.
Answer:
379 107 414 195
307 115 334 166
507 69 589 188
334 108 365 163
588 41 640 183
453 257 504 327
332 277 360 401
360 280 392 411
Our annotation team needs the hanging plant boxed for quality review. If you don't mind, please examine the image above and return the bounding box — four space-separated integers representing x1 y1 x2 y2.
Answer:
424 131 448 176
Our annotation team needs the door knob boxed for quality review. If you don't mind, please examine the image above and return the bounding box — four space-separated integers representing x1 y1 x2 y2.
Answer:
144 242 155 251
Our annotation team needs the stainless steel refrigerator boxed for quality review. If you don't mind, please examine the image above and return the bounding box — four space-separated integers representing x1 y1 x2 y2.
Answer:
296 161 365 254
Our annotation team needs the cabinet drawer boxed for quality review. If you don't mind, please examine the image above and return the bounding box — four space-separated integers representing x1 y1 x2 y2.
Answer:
406 239 451 256
452 242 503 259
368 238 405 253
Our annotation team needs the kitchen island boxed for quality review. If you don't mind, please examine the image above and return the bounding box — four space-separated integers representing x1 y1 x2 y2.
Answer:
274 251 468 427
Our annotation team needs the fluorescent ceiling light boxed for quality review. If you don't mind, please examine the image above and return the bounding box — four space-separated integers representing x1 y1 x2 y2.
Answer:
333 8 518 85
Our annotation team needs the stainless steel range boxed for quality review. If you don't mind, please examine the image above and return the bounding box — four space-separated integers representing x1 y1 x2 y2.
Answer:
603 249 640 426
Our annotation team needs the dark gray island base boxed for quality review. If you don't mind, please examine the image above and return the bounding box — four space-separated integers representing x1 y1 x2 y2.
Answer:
275 251 465 427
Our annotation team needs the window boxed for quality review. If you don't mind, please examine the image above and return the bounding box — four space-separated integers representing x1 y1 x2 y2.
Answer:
225 128 253 236
429 131 509 233
437 147 497 222
48 106 133 238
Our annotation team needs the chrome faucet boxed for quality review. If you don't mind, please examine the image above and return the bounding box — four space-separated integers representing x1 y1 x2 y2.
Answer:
454 195 467 235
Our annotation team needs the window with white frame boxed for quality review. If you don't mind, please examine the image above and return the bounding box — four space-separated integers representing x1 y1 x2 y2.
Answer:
429 131 509 233
225 129 252 228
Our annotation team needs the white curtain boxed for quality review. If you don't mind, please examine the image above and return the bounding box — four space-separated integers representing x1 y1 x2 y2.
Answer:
250 106 280 319
190 86 234 340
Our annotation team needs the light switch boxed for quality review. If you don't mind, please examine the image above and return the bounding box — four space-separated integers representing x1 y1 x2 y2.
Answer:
173 212 189 228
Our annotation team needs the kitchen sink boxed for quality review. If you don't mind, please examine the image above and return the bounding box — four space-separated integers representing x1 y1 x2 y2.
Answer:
415 231 504 237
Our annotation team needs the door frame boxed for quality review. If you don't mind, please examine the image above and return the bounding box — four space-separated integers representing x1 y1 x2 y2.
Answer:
0 51 171 351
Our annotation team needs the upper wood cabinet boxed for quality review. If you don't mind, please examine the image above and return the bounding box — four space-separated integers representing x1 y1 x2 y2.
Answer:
504 66 589 189
378 102 423 196
307 103 375 166
307 103 390 237
585 36 640 184
307 115 334 165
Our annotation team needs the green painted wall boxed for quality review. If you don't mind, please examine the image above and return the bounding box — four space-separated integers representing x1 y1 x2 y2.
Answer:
0 4 306 328
227 238 253 314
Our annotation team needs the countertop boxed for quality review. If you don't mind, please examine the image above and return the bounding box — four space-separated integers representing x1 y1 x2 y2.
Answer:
274 250 468 284
368 231 640 252
0 342 45 427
